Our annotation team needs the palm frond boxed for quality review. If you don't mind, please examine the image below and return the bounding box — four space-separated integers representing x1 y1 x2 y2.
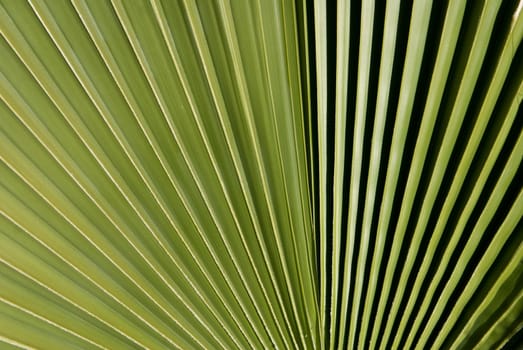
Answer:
0 0 521 349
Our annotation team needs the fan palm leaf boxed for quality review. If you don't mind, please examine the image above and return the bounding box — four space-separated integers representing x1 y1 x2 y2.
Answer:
0 0 521 349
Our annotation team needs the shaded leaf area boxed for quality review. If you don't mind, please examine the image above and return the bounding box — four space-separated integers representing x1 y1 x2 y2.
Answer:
314 0 523 349
0 0 521 349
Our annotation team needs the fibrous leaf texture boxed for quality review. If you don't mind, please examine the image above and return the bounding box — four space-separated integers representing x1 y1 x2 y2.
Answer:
0 0 522 349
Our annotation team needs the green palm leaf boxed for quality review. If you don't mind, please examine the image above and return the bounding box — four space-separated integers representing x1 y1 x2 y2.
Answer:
0 0 521 349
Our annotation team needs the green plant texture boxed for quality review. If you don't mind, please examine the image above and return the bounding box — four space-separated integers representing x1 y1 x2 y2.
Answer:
0 0 522 349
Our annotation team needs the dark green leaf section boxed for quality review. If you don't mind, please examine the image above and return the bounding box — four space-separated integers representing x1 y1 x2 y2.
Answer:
314 0 523 349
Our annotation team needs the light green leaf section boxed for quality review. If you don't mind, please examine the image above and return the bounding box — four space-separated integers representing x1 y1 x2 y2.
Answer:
312 0 328 343
329 0 350 349
1 0 317 348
